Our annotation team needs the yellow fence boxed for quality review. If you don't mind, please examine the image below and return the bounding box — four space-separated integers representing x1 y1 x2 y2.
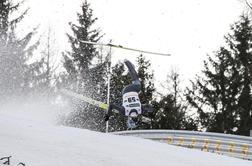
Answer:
115 130 252 160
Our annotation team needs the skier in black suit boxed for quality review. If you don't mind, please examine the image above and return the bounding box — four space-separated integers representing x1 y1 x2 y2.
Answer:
104 59 153 129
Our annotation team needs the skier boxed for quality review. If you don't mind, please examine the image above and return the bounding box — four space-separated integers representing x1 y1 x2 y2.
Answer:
104 59 153 129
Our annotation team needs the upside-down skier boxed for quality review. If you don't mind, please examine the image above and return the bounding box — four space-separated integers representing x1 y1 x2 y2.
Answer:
104 59 153 129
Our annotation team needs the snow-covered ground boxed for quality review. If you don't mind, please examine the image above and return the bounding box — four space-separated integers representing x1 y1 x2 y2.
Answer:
0 105 251 166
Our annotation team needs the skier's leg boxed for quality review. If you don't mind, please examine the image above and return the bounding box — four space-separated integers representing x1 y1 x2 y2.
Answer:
124 59 139 83
124 59 141 90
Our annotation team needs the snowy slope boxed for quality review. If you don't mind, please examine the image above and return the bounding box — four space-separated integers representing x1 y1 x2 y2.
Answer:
0 109 251 166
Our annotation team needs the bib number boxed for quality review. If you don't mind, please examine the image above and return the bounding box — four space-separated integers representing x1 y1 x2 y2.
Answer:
123 93 141 116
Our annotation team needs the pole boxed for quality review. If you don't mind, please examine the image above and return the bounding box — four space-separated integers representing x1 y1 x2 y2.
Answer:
105 40 112 133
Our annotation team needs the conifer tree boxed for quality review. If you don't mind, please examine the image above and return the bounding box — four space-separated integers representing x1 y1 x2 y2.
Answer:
136 55 156 128
61 0 107 131
137 54 155 104
153 94 186 129
153 70 197 130
0 0 39 102
229 15 252 135
186 15 252 135
108 62 130 131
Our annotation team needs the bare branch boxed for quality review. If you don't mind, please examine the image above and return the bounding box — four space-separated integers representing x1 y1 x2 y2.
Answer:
245 0 252 10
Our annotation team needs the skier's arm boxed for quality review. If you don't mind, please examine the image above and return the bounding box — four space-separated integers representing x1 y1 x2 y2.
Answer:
104 103 125 121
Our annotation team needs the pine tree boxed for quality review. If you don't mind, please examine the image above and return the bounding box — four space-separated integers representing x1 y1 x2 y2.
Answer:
186 15 252 135
108 62 130 131
153 70 197 130
34 26 61 102
153 94 186 129
136 54 156 129
137 54 155 104
0 0 39 103
61 0 106 131
64 0 101 75
62 0 104 92
228 15 252 135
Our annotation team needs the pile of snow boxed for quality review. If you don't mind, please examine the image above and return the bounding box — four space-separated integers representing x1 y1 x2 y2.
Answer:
0 107 251 166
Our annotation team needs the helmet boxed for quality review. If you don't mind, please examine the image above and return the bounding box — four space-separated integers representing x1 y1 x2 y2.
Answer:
129 109 138 117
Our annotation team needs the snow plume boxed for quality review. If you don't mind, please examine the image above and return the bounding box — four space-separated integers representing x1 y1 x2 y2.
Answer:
58 88 107 132
57 80 126 132
0 92 71 126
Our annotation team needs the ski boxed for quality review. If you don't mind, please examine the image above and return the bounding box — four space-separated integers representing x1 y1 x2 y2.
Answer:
60 89 109 110
60 89 151 124
142 116 151 124
78 40 171 56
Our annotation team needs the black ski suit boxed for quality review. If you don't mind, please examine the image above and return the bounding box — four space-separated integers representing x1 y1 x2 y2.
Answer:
104 59 142 121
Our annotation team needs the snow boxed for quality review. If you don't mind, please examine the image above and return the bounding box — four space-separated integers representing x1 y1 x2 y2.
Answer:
0 107 251 166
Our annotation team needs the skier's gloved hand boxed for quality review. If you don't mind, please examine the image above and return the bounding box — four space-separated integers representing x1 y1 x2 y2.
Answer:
104 114 110 121
104 104 115 121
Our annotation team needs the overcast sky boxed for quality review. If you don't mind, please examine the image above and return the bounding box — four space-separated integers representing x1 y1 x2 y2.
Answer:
19 0 247 91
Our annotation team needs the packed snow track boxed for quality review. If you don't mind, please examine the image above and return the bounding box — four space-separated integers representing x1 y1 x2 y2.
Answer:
0 110 251 166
